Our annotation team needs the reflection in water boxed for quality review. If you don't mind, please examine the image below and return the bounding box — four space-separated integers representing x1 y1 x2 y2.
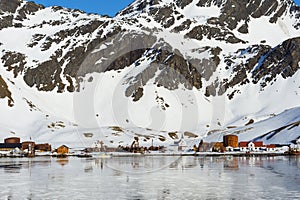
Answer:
224 157 239 170
56 158 69 167
0 156 299 199
0 163 22 173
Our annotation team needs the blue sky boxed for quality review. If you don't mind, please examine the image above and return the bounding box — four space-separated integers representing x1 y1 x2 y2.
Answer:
33 0 300 17
33 0 135 16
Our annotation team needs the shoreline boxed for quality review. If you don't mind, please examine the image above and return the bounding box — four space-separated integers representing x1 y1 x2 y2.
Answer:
105 152 289 157
1 151 297 158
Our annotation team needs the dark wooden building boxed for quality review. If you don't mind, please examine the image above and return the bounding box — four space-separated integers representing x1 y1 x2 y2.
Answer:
35 143 51 152
0 143 22 151
0 137 22 151
21 141 35 151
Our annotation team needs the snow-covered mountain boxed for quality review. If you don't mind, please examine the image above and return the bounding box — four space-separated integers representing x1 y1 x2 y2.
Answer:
0 0 300 147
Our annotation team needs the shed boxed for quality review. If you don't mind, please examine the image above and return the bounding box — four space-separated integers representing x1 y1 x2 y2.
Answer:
212 142 225 152
56 145 69 155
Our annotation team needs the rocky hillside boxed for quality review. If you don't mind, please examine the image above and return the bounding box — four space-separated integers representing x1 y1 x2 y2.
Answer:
0 0 300 147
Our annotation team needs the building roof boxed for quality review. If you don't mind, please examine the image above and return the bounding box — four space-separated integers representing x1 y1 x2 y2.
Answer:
4 137 20 140
266 144 276 148
252 141 264 147
239 142 248 148
224 134 238 138
22 141 35 144
239 141 266 148
58 145 69 149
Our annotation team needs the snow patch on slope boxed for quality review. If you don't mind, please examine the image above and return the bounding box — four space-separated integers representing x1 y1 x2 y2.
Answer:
180 1 221 23
205 107 300 145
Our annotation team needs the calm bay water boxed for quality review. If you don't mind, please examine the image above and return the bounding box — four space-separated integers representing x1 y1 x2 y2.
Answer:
0 155 299 200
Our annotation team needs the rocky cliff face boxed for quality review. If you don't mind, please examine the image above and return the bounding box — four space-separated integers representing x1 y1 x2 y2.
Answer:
0 0 300 138
0 0 299 96
0 75 13 106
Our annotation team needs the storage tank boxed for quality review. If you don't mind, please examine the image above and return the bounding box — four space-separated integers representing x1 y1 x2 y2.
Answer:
4 137 21 144
223 135 238 148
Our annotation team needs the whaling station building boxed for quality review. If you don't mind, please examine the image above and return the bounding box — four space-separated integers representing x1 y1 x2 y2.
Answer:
211 135 289 153
0 137 51 157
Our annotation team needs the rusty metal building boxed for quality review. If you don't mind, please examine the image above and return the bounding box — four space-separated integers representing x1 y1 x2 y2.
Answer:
21 141 36 151
4 137 20 144
223 135 239 148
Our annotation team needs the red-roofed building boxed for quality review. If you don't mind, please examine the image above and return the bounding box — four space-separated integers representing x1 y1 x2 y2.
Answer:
239 141 265 152
249 142 265 151
266 144 276 152
253 141 264 147
239 141 281 152
239 142 248 147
